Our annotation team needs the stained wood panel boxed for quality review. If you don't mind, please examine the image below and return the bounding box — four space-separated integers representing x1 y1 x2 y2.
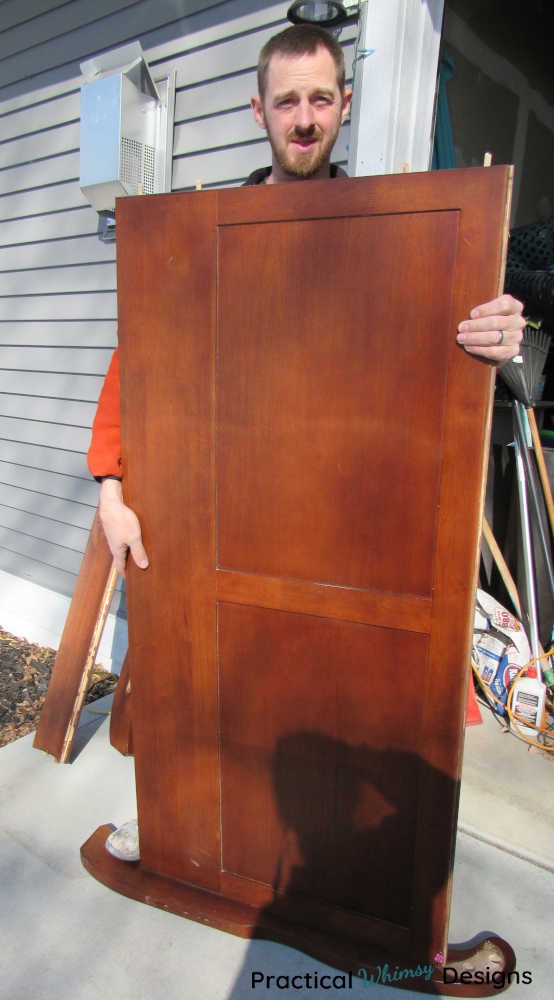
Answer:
88 167 511 969
217 211 455 594
219 602 427 928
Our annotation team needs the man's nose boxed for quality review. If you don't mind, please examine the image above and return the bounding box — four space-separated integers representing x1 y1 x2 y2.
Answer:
294 100 316 130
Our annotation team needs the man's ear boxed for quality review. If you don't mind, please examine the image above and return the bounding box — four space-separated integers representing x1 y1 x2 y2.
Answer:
251 95 267 131
341 87 353 123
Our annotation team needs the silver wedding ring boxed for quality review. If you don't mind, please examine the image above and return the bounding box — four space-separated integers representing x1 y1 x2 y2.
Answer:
497 329 504 345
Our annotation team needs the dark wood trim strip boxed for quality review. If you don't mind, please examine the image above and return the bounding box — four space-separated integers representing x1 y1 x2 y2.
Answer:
218 166 509 227
216 570 431 634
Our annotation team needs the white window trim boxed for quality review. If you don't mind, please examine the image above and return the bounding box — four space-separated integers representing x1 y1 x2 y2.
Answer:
348 0 444 176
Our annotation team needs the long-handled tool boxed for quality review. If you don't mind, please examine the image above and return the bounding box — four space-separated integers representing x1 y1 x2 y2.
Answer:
513 408 541 662
499 322 554 529
513 402 554 602
482 516 523 619
526 406 554 537
497 322 553 657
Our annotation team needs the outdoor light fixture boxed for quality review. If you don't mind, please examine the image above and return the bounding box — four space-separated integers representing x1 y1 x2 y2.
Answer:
287 2 352 28
79 40 175 238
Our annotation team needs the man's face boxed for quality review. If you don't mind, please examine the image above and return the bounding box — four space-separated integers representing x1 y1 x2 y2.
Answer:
251 47 352 183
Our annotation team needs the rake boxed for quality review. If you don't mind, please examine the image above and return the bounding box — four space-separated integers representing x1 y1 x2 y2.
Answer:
498 321 550 407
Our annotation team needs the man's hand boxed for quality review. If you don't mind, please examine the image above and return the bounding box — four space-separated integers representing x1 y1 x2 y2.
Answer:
98 477 149 575
456 294 525 365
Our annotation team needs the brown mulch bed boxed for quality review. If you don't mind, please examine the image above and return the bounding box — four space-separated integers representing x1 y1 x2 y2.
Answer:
0 626 118 748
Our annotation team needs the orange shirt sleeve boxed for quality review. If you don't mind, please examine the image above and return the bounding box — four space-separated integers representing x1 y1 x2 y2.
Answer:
87 348 122 480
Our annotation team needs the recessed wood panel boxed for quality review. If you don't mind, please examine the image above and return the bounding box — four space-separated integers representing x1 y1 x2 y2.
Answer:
217 211 457 596
219 601 427 925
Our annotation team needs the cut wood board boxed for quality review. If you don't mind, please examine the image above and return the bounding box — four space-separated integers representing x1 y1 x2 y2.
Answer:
33 510 116 762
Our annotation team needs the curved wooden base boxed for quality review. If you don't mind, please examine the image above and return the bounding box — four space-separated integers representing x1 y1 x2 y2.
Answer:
81 826 515 996
82 825 258 936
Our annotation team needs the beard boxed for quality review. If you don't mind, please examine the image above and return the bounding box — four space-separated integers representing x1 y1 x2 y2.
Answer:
267 120 342 179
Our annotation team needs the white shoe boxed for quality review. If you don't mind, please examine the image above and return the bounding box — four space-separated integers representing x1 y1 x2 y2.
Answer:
105 818 140 861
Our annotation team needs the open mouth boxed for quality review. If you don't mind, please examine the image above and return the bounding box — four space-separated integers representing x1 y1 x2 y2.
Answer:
290 137 319 150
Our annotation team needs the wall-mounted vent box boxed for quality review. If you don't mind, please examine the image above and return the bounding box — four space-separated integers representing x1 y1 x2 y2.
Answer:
80 42 174 212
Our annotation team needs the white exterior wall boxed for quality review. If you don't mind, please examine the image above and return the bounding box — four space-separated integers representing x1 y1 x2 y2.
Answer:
0 1 356 664
348 0 444 177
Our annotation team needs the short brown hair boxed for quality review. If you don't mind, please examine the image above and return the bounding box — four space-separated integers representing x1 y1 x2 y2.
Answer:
257 24 345 99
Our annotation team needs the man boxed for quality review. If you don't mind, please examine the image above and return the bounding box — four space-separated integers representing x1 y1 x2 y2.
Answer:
91 25 524 861
89 25 524 577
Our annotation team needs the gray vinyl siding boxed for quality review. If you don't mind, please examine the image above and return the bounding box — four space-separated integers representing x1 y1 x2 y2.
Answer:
0 0 353 602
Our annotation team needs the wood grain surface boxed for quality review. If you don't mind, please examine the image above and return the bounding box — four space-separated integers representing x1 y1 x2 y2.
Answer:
83 167 512 967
